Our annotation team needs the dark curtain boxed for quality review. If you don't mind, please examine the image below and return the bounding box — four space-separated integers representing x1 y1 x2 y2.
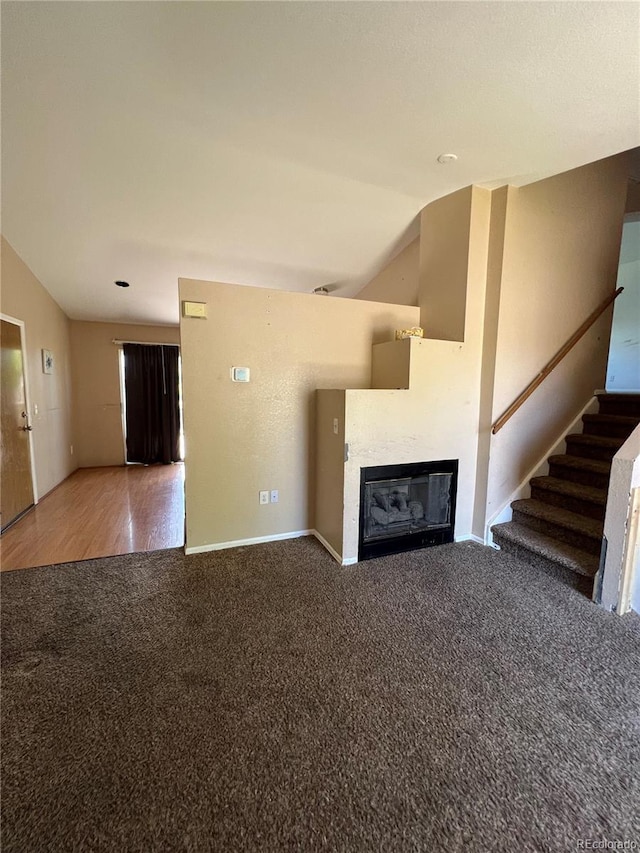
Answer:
124 344 181 465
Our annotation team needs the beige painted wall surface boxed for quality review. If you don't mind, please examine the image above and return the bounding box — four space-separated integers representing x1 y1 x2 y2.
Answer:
473 186 510 537
371 338 412 390
626 179 640 214
340 189 491 559
70 321 180 467
0 237 75 497
315 390 346 557
342 340 482 560
486 154 629 522
179 278 418 550
355 238 419 306
420 187 473 342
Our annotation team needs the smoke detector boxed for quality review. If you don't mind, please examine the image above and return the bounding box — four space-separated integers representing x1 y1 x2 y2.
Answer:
437 153 458 165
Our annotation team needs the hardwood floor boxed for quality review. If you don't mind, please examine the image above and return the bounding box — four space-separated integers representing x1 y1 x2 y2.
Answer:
0 465 184 571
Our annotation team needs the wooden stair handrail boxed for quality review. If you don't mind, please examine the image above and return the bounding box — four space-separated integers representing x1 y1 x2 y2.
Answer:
491 287 624 435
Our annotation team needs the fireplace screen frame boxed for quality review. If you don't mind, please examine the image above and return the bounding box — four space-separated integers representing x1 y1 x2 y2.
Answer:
358 459 458 561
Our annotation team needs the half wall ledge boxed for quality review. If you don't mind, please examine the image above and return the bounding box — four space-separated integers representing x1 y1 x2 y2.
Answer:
316 337 477 564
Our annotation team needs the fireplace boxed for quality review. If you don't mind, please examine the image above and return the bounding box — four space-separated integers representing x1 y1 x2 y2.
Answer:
359 460 458 561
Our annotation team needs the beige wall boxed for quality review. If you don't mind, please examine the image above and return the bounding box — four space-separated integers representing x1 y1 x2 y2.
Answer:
626 179 640 214
1 237 75 498
182 155 628 557
420 187 473 342
371 338 412 389
485 154 629 524
316 188 492 562
70 321 180 468
179 278 418 551
315 390 346 557
355 238 419 306
343 158 628 540
340 339 486 560
472 186 510 536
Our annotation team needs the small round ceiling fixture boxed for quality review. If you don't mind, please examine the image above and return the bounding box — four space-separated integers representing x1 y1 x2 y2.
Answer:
313 286 329 296
437 153 458 165
114 280 130 288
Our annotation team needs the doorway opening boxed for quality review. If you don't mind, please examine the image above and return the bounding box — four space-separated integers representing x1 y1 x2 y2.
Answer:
118 343 185 465
1 334 186 572
606 213 640 392
1 315 37 532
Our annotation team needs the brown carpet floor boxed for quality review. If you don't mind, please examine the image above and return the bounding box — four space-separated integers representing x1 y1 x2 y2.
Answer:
2 537 639 852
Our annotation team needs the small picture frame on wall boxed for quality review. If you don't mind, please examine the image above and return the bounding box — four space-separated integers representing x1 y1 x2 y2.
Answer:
42 348 54 374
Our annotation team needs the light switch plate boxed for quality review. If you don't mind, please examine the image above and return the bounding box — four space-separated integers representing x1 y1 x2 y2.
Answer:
231 367 250 382
182 300 207 318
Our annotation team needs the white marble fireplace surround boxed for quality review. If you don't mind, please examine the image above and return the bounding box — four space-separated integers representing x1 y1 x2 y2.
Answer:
315 336 482 565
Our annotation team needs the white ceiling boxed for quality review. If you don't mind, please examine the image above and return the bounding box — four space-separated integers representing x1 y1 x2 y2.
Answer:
2 1 639 326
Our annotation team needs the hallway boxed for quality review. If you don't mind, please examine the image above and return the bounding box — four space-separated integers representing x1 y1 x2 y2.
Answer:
0 465 184 571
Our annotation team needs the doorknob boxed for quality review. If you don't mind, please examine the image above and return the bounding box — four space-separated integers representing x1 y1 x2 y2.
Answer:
20 425 33 431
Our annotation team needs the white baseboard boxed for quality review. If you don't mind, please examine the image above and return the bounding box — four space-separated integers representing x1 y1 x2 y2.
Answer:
186 529 485 562
185 529 313 555
455 533 485 545
312 530 343 564
313 530 358 566
483 394 599 545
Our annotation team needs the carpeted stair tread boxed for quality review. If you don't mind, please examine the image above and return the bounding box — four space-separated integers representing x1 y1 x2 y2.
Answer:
491 521 599 577
547 454 612 474
597 392 640 401
565 433 625 450
583 413 640 428
547 454 611 475
565 433 625 461
529 476 606 506
582 413 640 438
596 392 640 417
498 392 640 581
511 498 603 541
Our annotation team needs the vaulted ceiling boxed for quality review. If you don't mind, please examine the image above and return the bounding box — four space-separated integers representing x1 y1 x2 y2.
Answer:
2 1 639 325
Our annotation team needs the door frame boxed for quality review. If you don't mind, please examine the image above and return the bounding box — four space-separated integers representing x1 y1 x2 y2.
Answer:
116 340 184 464
1 313 39 503
117 346 129 464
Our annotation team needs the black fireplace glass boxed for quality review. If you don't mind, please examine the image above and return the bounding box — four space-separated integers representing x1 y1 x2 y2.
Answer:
359 460 458 561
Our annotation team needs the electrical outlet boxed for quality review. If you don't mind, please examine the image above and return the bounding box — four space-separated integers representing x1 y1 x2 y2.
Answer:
259 490 269 505
333 418 339 434
270 490 279 503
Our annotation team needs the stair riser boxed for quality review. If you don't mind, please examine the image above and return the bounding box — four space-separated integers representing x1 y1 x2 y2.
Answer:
547 463 610 490
529 486 605 521
582 421 639 440
492 534 594 595
598 400 640 417
511 509 602 555
564 439 620 462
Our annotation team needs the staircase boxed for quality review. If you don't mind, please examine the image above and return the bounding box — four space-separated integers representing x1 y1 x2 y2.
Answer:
492 393 640 590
